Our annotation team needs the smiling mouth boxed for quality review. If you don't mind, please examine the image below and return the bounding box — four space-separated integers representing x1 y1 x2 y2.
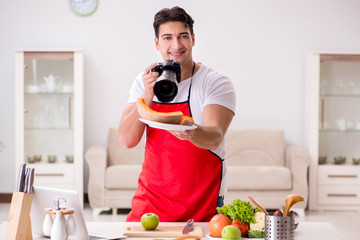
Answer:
169 51 185 57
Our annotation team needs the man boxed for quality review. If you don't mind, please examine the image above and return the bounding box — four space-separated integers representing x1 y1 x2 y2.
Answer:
118 6 236 222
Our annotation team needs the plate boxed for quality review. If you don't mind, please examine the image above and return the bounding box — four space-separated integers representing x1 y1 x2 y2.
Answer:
139 118 197 131
207 234 264 240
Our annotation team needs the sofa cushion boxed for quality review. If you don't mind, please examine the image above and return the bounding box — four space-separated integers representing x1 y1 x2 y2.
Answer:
107 128 146 166
105 165 141 189
226 166 291 190
225 129 285 166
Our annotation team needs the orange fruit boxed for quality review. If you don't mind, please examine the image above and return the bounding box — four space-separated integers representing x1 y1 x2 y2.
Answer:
208 214 232 238
137 98 183 124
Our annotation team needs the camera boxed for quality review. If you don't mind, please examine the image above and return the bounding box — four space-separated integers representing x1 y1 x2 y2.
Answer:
151 59 181 102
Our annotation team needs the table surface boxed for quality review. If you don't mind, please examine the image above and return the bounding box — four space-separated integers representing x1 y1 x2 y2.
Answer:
0 221 346 240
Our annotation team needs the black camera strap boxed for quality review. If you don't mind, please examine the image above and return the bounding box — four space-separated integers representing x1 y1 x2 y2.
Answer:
187 62 196 96
187 61 196 117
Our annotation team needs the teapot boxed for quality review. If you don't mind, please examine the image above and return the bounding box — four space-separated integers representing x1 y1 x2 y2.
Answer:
43 74 62 93
336 118 346 131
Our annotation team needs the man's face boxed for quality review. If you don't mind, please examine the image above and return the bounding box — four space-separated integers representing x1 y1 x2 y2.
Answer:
155 21 195 66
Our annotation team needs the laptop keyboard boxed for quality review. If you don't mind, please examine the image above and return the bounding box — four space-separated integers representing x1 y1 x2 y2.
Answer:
89 235 107 240
89 235 124 240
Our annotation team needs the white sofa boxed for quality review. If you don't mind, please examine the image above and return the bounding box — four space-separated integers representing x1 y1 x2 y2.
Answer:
85 128 310 215
85 128 145 215
224 129 310 216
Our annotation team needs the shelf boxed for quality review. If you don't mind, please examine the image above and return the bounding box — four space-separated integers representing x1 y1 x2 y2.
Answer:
319 129 360 133
320 54 360 62
24 51 74 60
320 94 360 98
318 163 360 167
25 127 74 130
24 91 73 95
27 162 74 166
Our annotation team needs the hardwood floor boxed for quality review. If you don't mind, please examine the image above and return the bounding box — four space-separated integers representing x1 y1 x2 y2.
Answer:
0 203 357 239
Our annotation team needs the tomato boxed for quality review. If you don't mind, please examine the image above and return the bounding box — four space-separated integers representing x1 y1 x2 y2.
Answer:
208 214 232 238
231 219 249 237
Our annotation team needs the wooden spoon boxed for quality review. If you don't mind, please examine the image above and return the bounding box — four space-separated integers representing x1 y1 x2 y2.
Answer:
283 194 304 216
246 195 269 215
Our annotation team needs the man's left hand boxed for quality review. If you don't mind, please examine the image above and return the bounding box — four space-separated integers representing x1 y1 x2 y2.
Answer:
169 129 196 141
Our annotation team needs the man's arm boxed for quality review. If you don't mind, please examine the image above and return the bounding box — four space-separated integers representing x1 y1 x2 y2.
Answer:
170 104 234 150
118 102 146 149
118 63 158 149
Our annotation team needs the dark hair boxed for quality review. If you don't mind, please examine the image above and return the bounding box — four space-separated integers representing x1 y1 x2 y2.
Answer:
153 6 194 38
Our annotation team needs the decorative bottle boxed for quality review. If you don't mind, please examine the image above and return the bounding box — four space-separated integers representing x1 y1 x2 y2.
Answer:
43 208 53 237
50 209 68 240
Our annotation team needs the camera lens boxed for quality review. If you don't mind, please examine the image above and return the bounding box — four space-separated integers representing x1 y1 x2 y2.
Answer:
151 61 181 102
154 80 178 102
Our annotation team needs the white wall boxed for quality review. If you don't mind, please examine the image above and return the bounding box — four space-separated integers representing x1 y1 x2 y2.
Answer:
1 0 360 192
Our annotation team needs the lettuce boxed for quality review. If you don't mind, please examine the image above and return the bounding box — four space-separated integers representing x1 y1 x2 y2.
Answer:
216 199 257 224
247 230 265 238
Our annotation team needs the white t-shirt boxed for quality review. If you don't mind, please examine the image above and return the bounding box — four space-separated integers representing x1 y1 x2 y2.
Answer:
127 63 236 196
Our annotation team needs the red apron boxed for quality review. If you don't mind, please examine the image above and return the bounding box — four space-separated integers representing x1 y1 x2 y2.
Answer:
126 83 223 222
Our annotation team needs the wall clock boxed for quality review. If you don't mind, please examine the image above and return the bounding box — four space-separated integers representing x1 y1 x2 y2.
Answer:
69 0 98 17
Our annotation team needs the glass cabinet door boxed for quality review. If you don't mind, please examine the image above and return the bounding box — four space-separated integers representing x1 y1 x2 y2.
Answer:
23 52 75 165
318 54 360 165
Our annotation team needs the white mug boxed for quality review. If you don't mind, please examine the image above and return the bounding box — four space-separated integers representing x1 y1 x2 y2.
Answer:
62 85 73 93
26 85 39 93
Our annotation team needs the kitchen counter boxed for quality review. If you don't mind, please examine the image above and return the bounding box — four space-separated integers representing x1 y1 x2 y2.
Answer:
0 221 346 240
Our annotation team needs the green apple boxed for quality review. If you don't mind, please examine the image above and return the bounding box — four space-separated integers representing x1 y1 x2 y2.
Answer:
140 213 159 230
222 225 241 239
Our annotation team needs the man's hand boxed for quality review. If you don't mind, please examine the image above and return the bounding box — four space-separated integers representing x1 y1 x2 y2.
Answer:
169 104 234 150
169 128 196 141
142 63 159 105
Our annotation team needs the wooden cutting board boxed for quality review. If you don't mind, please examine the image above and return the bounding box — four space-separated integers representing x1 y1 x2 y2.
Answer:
123 224 203 238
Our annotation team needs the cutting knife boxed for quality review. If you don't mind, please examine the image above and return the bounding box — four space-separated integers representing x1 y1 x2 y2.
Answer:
23 168 30 193
182 219 194 234
26 168 35 194
16 163 26 192
23 168 35 194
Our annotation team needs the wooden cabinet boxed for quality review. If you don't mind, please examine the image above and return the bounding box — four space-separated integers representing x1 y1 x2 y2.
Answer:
318 166 360 205
15 49 84 206
305 52 360 211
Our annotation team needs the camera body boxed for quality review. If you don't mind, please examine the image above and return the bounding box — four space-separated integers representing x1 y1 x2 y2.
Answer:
151 59 181 102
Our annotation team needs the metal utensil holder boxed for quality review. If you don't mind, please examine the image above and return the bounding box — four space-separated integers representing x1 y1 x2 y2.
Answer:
265 215 294 240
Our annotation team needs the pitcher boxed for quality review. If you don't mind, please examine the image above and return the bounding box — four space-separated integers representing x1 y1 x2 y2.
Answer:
44 74 62 93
